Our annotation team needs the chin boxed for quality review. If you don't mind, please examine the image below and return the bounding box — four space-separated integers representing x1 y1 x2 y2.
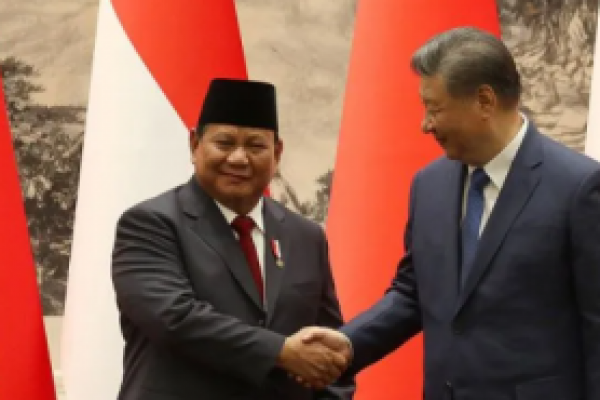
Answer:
445 151 460 161
219 186 251 198
441 145 456 159
441 143 463 160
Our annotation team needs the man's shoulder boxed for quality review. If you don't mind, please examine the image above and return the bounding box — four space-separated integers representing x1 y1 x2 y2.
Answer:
424 155 454 170
416 155 456 180
118 184 184 224
264 197 324 238
536 130 599 178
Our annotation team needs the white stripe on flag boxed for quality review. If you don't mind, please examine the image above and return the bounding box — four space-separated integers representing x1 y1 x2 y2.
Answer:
61 0 192 398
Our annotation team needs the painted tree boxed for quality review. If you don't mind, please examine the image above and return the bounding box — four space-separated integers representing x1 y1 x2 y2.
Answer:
1 57 84 315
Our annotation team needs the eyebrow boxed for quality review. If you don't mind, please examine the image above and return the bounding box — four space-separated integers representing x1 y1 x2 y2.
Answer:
210 129 237 136
210 130 270 142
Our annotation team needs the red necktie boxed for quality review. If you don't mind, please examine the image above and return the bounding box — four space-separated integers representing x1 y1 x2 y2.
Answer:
231 216 264 303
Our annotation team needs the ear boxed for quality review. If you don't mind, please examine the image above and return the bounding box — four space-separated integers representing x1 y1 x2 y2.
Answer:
476 84 497 116
189 129 199 163
189 129 198 148
274 139 283 163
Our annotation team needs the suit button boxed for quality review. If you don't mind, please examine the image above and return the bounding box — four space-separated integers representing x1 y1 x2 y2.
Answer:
452 323 462 334
445 380 452 388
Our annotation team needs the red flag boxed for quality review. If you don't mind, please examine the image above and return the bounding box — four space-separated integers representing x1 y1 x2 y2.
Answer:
327 1 500 398
0 72 56 399
111 0 247 127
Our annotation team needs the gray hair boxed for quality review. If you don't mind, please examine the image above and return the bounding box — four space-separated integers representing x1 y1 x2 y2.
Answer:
411 27 521 107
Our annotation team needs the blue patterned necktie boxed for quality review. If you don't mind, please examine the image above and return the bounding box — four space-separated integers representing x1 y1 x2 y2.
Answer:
461 168 490 288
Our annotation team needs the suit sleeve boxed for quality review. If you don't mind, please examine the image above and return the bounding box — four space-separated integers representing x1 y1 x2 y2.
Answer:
313 228 356 400
340 173 423 376
111 205 285 387
569 168 600 399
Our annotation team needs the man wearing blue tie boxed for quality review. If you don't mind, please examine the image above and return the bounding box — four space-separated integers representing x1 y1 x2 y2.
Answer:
301 27 600 399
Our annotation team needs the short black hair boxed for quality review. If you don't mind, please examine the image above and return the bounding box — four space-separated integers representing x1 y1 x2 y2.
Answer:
411 27 521 107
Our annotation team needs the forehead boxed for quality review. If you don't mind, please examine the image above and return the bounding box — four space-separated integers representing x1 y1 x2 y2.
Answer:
419 74 449 103
204 123 274 138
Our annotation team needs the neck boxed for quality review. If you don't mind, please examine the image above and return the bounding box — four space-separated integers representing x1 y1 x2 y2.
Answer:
472 110 522 167
221 198 260 215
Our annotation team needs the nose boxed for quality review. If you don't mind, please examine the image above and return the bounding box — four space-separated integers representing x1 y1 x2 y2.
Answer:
227 147 249 164
421 116 434 134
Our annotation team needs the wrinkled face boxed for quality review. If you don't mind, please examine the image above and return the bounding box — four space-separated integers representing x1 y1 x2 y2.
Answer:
190 123 282 208
419 73 491 164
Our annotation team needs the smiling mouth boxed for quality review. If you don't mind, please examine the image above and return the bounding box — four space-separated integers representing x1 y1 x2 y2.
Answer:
221 172 251 180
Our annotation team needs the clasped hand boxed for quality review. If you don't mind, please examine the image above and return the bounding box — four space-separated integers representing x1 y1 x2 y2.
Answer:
277 327 352 390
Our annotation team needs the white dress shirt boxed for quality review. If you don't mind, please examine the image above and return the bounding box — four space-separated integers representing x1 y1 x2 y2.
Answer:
462 114 529 235
215 198 266 284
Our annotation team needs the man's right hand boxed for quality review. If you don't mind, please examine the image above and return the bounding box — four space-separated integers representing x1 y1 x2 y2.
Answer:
277 327 350 389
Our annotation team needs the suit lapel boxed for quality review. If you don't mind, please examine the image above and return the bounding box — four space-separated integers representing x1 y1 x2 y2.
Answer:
455 127 543 313
263 199 288 325
179 178 263 310
437 160 465 304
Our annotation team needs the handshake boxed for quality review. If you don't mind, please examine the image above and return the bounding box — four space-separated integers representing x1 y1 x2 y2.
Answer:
276 327 353 390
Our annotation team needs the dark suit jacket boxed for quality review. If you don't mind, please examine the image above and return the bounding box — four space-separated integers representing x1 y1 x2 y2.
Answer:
341 124 600 400
111 178 355 400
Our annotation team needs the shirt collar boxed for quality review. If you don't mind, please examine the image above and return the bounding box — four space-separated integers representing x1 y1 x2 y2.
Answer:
468 113 529 189
215 197 265 232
